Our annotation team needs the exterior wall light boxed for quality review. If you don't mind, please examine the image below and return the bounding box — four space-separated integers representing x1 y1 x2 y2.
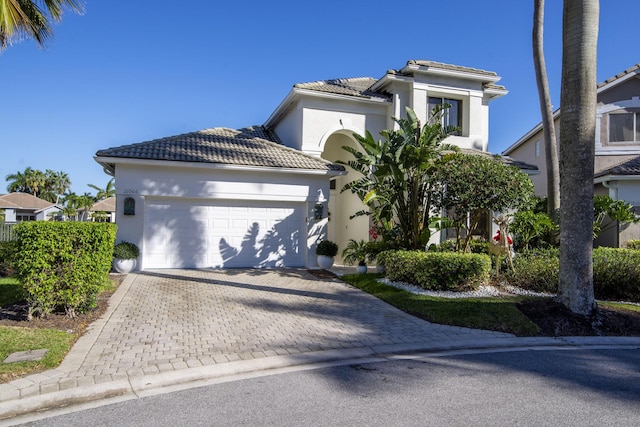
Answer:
314 203 324 220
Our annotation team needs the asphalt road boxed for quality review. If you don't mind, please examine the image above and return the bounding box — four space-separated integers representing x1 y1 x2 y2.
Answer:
10 348 640 426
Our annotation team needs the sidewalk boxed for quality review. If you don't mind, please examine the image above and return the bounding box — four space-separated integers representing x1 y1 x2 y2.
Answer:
1 269 639 421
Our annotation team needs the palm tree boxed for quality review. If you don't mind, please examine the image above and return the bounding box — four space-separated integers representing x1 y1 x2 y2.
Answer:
44 169 71 204
88 178 115 201
533 0 560 217
0 0 83 49
558 0 599 315
5 169 27 193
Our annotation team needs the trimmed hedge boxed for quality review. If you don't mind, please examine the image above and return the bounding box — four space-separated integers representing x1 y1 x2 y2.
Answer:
431 239 490 255
379 250 491 291
593 248 640 302
507 247 640 302
625 240 640 250
14 222 117 318
507 248 560 293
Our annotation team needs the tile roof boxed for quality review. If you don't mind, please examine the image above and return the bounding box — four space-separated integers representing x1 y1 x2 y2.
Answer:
595 155 640 178
597 64 640 88
95 126 345 172
459 148 539 171
0 192 56 209
90 197 116 212
294 77 389 101
399 60 499 78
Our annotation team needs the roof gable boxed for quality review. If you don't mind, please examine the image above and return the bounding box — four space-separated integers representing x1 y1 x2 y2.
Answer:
95 126 344 173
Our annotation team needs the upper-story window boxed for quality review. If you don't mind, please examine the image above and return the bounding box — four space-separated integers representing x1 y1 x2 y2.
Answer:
428 97 462 135
609 112 640 143
535 140 541 157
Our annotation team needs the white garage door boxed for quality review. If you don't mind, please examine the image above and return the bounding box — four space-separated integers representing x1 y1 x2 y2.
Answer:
144 199 305 269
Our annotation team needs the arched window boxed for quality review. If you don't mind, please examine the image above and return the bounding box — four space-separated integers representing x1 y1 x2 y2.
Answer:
124 197 135 216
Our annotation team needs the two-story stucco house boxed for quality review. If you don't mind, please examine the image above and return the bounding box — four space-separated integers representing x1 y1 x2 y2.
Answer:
503 64 640 247
95 60 508 270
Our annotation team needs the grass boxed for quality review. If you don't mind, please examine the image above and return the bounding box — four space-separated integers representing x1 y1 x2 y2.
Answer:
0 275 116 383
0 326 74 382
600 301 640 313
342 273 540 336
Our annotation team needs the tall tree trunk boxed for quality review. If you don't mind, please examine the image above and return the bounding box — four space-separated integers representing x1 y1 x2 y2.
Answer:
533 0 561 217
557 0 599 315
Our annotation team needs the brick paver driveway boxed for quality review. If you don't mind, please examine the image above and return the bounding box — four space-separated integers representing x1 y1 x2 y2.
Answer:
77 269 511 377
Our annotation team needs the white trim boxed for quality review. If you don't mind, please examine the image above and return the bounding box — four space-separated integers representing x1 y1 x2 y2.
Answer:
594 175 640 184
94 156 347 177
264 87 390 128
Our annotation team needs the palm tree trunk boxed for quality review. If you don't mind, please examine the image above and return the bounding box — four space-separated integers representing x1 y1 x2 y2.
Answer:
533 0 560 216
557 0 599 315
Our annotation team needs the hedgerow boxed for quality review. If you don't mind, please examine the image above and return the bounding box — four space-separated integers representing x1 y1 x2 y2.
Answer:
506 247 640 302
379 250 491 291
14 222 117 318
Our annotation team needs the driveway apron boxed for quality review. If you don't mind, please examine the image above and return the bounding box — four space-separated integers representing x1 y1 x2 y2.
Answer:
0 269 513 415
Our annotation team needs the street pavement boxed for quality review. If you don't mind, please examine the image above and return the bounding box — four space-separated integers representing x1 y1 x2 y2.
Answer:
1 268 639 422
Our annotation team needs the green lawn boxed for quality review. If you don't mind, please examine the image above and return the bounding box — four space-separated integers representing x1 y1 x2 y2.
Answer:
342 273 541 336
0 277 75 382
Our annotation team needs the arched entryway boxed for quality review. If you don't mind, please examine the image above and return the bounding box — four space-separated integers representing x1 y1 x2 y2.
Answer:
321 131 370 264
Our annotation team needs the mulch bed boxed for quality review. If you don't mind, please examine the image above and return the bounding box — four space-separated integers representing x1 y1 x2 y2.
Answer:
0 274 124 333
516 298 640 336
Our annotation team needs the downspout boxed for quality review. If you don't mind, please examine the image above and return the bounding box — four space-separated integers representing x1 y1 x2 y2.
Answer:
601 180 619 247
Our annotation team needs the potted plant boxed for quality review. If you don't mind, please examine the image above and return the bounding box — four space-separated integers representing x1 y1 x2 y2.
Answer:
316 240 338 269
342 239 369 274
112 241 140 273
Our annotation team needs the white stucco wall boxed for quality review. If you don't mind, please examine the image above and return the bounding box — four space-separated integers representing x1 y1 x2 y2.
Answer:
112 162 333 269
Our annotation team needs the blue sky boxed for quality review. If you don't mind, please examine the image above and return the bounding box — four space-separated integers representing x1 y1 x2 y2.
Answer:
1 0 638 195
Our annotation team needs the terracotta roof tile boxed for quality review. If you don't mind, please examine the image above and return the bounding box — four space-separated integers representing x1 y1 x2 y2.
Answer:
96 126 345 172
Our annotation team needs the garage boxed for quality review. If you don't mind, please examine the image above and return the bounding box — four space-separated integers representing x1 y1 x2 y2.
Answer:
94 126 345 270
143 198 305 269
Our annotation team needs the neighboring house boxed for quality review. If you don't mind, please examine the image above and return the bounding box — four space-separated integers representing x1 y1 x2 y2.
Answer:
77 197 116 223
95 59 510 270
503 63 640 247
0 192 61 223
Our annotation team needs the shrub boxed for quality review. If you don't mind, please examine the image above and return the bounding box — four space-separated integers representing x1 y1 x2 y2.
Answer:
593 247 640 302
113 241 140 259
625 240 640 250
0 240 18 274
316 240 338 257
505 248 559 293
510 210 557 250
506 247 640 302
14 222 117 318
380 250 491 291
431 239 489 254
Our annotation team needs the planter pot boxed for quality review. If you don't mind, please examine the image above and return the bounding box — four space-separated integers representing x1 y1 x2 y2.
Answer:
375 264 386 274
113 258 137 274
356 264 368 274
317 255 335 269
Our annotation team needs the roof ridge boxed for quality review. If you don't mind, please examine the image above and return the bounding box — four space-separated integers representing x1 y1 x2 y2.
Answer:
597 63 640 88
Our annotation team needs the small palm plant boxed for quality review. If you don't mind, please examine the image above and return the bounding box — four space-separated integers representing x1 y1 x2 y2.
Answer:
341 239 369 266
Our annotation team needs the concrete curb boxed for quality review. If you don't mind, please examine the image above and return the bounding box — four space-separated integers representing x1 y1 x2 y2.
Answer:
2 336 639 421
